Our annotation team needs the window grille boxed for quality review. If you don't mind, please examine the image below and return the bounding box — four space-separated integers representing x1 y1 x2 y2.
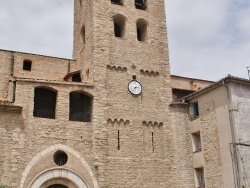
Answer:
69 92 92 122
48 184 68 188
53 151 68 166
33 88 56 119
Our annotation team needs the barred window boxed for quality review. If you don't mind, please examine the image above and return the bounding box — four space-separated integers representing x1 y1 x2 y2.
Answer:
69 92 92 122
33 88 56 119
53 150 68 166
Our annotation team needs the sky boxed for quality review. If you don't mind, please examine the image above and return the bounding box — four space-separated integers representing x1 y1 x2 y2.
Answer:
0 0 249 81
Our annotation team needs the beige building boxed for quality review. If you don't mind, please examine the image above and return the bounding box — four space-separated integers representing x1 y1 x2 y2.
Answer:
0 0 248 188
183 75 250 188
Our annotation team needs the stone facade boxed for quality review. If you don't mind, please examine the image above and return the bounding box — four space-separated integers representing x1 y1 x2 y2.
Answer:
185 76 250 188
2 0 242 188
0 0 195 187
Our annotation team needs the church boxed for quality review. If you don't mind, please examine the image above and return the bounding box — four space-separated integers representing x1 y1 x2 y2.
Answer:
1 0 250 188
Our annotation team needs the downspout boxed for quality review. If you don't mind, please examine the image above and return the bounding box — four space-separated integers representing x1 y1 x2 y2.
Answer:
223 81 240 187
11 52 14 75
68 60 71 73
10 52 16 103
11 81 16 103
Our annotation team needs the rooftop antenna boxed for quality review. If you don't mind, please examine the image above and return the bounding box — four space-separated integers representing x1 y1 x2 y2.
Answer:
247 66 250 80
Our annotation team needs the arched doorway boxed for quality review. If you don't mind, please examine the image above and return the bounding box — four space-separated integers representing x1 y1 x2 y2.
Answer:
29 169 89 188
47 185 68 188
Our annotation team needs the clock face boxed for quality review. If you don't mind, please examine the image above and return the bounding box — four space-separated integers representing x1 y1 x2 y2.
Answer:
128 80 142 95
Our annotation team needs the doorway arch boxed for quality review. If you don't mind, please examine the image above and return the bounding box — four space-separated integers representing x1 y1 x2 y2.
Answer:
29 169 89 188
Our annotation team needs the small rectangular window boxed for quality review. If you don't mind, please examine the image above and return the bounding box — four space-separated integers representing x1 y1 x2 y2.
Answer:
72 73 81 82
111 0 122 5
195 167 205 188
23 60 32 71
192 132 202 152
189 102 199 119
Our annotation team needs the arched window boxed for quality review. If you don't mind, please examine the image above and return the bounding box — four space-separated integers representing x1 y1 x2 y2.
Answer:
69 92 92 122
135 0 147 10
136 19 148 41
113 14 126 38
33 88 57 119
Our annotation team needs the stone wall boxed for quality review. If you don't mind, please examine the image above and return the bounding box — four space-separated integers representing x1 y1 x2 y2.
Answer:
0 0 197 187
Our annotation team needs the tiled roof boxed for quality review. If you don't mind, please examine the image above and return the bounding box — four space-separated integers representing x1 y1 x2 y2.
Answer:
183 75 250 100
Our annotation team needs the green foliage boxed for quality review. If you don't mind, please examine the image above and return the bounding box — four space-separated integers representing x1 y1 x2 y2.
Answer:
0 185 11 188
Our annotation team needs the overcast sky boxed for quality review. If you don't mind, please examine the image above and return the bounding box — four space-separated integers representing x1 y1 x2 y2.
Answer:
0 0 249 81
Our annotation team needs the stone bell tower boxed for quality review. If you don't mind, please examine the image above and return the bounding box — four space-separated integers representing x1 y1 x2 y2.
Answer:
0 0 194 187
72 0 179 187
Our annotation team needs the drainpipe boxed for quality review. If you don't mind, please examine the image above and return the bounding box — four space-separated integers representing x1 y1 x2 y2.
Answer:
11 52 14 75
11 81 16 103
68 60 71 73
223 81 240 187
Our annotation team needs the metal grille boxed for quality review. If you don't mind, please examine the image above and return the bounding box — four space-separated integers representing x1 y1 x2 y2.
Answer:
69 92 92 122
53 151 68 166
47 184 68 188
33 88 56 119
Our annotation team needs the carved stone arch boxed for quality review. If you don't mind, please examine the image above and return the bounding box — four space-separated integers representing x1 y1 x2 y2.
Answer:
69 90 93 98
35 85 58 93
20 144 99 188
29 169 88 188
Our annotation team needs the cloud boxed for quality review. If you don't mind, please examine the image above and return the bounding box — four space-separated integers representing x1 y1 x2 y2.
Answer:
0 0 249 81
0 0 73 58
166 0 250 80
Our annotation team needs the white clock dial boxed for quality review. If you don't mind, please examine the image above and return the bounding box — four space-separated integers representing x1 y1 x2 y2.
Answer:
128 80 142 95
